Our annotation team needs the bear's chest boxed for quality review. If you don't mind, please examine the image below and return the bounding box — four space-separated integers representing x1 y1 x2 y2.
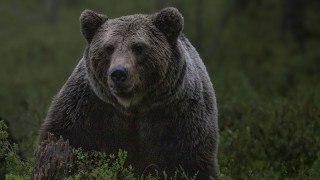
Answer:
92 113 175 149
83 108 184 174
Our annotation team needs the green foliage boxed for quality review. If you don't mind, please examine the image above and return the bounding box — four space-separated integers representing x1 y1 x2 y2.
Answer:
1 121 199 179
206 1 320 178
0 120 8 176
66 148 135 179
309 153 320 179
67 148 200 180
0 120 9 157
0 120 32 179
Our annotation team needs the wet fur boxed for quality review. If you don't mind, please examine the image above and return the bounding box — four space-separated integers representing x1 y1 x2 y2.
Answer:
39 8 219 179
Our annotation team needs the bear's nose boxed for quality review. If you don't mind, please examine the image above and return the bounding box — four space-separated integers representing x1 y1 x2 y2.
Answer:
110 66 128 84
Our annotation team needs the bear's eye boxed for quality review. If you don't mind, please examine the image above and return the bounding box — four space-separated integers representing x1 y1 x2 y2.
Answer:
131 44 145 55
106 46 114 56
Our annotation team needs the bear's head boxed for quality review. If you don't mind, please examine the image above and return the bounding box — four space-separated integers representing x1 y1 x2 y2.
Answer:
80 8 186 113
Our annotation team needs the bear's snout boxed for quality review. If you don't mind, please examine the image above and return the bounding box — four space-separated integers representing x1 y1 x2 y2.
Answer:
110 66 128 84
109 66 133 97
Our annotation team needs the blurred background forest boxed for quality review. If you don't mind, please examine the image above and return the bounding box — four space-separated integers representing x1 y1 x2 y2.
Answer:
0 0 320 179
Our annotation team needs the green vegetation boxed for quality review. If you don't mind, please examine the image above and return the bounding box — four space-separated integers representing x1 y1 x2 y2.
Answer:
0 120 32 179
1 120 202 179
0 0 319 179
67 148 202 180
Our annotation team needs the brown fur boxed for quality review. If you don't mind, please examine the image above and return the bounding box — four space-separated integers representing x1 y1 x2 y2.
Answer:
39 7 219 179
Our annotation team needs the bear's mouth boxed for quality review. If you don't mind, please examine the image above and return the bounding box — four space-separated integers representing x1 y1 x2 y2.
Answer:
113 89 145 108
110 86 134 98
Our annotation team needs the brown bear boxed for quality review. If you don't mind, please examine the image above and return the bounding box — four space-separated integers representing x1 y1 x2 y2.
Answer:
39 7 219 179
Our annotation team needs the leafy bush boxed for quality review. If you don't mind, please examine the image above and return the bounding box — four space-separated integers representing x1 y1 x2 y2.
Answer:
0 120 32 179
1 120 214 180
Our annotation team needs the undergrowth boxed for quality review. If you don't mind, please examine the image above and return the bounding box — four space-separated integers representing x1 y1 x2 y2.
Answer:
1 120 217 180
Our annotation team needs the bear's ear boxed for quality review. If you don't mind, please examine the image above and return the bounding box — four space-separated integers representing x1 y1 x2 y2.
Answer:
153 7 184 43
80 9 108 43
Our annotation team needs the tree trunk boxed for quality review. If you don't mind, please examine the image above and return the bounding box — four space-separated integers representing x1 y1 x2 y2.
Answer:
45 0 59 24
205 0 236 59
195 0 204 52
32 133 72 180
281 0 306 51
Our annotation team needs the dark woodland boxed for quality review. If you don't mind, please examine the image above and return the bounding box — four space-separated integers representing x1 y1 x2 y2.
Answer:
0 0 320 179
